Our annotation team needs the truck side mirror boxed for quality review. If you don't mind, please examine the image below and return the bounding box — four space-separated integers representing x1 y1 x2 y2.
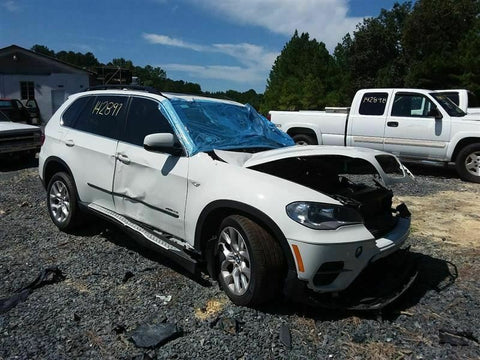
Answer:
428 107 443 120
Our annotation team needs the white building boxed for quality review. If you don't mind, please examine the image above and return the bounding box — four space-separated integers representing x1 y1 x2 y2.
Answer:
0 45 93 123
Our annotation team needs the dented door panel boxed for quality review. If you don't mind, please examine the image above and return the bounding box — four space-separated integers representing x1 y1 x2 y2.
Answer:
113 141 189 239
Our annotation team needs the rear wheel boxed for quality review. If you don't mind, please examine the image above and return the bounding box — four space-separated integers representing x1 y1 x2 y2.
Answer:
216 215 285 306
455 143 480 183
47 172 82 231
292 134 316 145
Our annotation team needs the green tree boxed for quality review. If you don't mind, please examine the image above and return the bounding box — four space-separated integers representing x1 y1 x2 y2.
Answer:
336 2 412 94
261 31 335 113
31 44 55 57
403 0 479 89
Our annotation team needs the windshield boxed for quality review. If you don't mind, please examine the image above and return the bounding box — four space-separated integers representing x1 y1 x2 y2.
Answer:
170 99 294 154
430 93 466 117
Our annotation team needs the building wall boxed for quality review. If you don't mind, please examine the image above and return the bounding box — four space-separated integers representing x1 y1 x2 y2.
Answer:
0 73 89 122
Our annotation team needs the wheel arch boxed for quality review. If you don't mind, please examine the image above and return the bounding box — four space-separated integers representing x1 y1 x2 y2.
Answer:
194 200 296 278
451 137 480 162
42 157 77 195
286 127 319 144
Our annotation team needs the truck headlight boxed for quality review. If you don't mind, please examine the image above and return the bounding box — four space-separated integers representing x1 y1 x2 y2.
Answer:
286 202 363 230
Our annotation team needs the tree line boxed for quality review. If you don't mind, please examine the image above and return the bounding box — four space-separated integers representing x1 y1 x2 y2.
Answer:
31 0 479 114
262 0 480 112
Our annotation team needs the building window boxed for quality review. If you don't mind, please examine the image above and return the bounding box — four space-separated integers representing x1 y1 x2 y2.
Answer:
20 81 35 100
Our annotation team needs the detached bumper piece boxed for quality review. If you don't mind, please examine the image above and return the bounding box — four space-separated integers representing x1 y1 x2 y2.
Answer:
299 248 418 311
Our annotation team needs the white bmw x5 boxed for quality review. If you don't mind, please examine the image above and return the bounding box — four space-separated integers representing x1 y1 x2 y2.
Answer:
39 86 413 306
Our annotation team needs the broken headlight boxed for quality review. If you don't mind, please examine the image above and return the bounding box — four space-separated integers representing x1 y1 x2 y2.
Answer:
286 202 363 230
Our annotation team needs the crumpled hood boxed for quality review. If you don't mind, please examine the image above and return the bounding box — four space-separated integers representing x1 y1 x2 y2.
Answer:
214 145 415 186
0 121 40 132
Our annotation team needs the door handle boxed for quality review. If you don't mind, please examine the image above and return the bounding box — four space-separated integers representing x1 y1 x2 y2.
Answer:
387 121 399 127
116 153 130 165
64 139 75 147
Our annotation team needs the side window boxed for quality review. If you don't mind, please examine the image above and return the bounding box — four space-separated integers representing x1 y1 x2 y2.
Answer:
62 96 93 127
391 93 434 117
123 97 173 146
359 92 388 115
72 95 128 138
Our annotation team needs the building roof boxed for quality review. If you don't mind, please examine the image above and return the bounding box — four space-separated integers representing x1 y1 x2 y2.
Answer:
0 45 95 76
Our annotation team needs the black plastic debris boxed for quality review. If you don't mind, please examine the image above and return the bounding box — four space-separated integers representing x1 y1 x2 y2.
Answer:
122 271 135 283
279 324 292 349
0 266 65 314
130 323 182 348
210 316 242 334
439 328 479 346
113 324 127 334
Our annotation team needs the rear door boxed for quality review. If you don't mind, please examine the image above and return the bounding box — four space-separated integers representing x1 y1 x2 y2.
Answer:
347 91 390 151
113 96 189 239
60 94 129 210
383 91 450 160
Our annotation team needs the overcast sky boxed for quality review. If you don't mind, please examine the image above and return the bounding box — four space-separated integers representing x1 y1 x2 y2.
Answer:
1 0 407 92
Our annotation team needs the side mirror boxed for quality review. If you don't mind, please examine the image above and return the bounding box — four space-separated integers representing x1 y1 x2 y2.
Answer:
428 107 443 120
144 133 184 156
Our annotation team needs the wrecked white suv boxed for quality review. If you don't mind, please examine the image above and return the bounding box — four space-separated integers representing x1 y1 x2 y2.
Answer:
39 86 413 306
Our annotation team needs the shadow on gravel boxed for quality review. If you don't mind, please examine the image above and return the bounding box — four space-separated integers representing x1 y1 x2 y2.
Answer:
403 161 459 179
257 251 458 322
76 220 212 287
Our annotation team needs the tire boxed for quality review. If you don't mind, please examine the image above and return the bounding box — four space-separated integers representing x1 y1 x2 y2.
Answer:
216 215 285 306
47 172 82 231
292 134 316 145
455 143 480 183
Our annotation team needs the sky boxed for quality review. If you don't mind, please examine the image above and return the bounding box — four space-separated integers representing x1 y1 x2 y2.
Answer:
1 0 407 93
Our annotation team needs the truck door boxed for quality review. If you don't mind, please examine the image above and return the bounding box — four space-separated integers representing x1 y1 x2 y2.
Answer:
384 92 450 160
347 91 389 151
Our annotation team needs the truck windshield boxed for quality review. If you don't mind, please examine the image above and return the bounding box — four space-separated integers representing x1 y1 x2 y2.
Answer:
170 99 294 154
430 93 466 117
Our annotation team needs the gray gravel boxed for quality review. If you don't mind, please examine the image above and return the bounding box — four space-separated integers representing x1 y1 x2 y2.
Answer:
1 159 479 359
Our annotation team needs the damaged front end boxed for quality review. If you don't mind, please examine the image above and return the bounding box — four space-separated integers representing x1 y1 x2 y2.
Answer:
214 146 416 310
249 152 412 241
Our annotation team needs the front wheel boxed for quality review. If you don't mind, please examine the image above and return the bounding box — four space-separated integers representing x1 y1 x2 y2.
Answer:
455 144 480 183
216 215 285 306
47 172 82 231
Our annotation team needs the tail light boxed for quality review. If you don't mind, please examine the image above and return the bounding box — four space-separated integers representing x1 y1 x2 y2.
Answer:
40 132 45 146
266 112 271 121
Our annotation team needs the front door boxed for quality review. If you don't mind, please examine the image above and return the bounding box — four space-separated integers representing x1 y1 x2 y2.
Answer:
113 96 188 239
383 92 450 160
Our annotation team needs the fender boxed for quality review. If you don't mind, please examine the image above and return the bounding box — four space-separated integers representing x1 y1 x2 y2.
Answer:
281 122 323 144
447 132 480 160
194 199 296 272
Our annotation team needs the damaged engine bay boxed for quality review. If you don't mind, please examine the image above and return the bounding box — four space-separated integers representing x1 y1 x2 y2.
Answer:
250 155 402 239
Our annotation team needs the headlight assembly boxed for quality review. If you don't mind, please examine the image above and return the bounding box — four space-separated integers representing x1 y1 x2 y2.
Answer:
286 202 363 230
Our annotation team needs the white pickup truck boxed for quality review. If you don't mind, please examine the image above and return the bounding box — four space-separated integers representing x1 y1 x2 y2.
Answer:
269 88 480 183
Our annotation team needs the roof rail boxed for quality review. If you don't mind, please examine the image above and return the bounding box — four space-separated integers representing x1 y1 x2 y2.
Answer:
84 85 164 96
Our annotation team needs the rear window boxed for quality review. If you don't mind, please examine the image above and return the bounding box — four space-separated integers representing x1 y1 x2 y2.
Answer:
359 93 388 116
62 95 129 139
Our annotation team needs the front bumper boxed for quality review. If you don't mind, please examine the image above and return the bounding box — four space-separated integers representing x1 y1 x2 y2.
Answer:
287 213 410 294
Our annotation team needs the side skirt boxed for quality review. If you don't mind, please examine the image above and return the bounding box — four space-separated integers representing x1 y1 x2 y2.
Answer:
84 203 201 274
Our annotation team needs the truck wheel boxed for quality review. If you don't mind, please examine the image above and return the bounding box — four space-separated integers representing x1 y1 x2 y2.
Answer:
47 172 82 231
216 215 285 306
292 134 316 145
455 144 480 183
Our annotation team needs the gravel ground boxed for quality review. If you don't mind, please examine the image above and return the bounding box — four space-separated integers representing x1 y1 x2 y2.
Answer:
1 159 479 360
